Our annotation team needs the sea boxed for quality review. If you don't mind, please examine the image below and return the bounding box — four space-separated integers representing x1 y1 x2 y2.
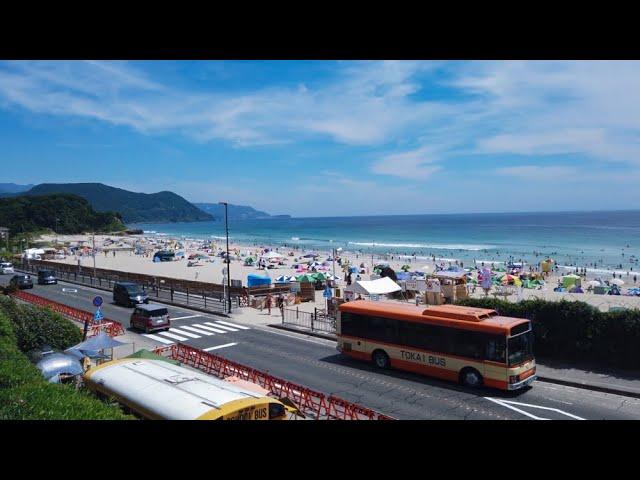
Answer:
131 210 640 275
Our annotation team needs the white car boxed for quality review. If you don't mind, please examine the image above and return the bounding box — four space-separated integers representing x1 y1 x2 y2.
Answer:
1 262 15 274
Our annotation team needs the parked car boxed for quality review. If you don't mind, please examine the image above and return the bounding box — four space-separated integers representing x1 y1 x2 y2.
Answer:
153 250 175 262
0 262 14 274
113 281 149 307
130 304 170 333
10 274 33 289
37 269 57 285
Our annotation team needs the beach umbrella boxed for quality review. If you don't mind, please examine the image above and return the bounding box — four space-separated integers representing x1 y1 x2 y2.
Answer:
313 272 328 281
585 280 601 287
275 275 289 283
610 278 624 286
296 274 315 283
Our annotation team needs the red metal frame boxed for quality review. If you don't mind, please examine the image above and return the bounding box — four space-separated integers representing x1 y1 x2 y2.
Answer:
11 290 125 337
152 343 395 421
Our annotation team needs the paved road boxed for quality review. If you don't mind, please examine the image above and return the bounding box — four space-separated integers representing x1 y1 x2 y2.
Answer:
4 274 640 420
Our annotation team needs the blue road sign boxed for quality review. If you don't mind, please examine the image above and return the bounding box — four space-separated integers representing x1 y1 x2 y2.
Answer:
93 296 103 307
323 286 333 299
94 308 104 321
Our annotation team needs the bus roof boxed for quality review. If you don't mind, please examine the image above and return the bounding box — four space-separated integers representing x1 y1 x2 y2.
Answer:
339 300 528 334
84 358 278 420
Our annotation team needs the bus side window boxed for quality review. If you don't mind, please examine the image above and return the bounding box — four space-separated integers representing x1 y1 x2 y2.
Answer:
485 337 506 363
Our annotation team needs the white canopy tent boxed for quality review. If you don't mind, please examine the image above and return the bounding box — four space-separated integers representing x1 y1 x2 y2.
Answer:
261 251 285 260
346 276 402 296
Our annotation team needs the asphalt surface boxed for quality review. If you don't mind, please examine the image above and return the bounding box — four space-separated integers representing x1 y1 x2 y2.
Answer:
4 274 640 420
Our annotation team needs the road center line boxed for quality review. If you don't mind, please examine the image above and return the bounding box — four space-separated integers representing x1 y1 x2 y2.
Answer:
204 343 238 352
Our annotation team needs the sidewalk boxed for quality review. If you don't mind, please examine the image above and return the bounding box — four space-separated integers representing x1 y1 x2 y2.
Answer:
535 359 640 398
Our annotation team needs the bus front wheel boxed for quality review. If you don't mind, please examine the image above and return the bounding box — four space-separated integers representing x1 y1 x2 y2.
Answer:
372 350 390 369
460 368 483 388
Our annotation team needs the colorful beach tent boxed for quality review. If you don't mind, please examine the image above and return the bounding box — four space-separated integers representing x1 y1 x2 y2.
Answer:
247 274 271 287
296 274 316 283
562 274 581 289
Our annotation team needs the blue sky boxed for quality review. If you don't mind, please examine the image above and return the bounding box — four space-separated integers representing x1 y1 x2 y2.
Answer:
1 60 639 217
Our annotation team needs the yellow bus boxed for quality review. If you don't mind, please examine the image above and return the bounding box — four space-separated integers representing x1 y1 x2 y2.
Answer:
84 358 298 420
337 301 536 390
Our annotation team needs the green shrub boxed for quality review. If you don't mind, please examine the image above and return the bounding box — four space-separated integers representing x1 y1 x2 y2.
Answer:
0 304 132 420
0 296 82 351
456 297 640 369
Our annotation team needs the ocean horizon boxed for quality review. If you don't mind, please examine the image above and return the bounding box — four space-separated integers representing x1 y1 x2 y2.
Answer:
129 210 640 275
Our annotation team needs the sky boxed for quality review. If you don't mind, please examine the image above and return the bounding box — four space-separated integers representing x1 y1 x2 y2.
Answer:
1 60 640 217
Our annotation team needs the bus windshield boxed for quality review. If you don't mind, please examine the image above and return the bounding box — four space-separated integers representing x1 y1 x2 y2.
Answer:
507 331 534 366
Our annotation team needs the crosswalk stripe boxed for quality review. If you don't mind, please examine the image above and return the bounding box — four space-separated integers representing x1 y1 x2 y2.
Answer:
157 331 188 341
203 342 238 352
171 315 202 321
204 322 233 333
210 323 239 332
196 323 227 333
215 320 250 330
180 325 214 336
169 328 200 338
143 334 174 345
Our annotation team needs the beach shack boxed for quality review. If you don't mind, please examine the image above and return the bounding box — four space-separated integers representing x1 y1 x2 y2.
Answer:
428 270 468 303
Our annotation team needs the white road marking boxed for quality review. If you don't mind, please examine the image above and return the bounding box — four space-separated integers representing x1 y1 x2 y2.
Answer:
180 325 214 336
195 323 227 333
215 320 250 330
210 323 239 332
204 322 233 333
484 397 549 420
156 331 188 341
485 397 586 420
171 315 202 321
143 334 174 345
168 328 200 339
61 288 78 293
203 343 238 352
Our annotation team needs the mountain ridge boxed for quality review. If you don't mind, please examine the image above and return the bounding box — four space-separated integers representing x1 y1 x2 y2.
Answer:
24 183 213 224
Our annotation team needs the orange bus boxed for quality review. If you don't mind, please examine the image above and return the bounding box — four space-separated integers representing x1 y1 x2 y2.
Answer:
337 301 536 390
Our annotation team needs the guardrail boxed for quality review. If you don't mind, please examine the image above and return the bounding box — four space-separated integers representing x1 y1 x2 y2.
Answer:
152 343 393 420
11 290 125 337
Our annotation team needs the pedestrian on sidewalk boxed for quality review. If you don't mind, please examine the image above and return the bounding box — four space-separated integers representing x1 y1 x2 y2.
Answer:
266 293 272 315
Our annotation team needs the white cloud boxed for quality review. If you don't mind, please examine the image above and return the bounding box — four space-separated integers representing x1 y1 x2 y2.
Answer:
495 165 578 180
372 146 443 179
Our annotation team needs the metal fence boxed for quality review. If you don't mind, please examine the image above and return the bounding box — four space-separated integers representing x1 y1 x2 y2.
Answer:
19 260 241 314
281 307 336 335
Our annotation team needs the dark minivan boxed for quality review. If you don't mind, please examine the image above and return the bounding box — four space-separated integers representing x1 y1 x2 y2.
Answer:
130 304 170 333
10 274 33 289
113 281 149 307
37 269 57 285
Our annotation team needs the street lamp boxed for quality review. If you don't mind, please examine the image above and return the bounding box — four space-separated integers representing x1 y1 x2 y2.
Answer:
219 202 232 314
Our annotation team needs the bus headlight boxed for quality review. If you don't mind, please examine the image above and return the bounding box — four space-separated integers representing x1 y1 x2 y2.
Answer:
509 375 519 384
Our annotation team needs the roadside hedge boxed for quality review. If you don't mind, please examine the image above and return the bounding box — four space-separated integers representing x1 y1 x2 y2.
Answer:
455 297 640 369
0 299 132 419
0 296 82 352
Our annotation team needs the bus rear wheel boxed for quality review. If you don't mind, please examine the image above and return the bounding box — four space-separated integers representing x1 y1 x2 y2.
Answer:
460 368 483 388
372 350 390 369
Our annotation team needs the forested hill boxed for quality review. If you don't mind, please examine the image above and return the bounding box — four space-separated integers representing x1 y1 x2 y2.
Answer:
0 194 126 235
25 183 213 224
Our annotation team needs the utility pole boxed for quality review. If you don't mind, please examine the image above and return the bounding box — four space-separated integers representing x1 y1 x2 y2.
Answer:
92 232 96 279
219 202 232 314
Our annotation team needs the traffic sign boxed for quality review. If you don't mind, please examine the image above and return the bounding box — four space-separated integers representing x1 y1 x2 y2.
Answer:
94 308 104 321
93 296 103 307
323 286 333 299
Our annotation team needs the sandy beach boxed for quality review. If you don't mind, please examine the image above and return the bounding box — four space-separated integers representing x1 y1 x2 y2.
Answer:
35 233 640 312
